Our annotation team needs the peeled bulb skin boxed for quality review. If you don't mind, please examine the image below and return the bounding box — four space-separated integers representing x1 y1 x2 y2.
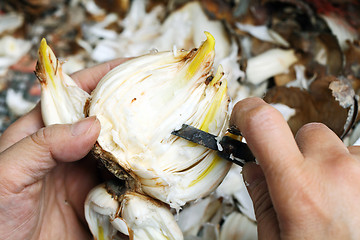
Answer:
85 183 183 240
89 32 232 209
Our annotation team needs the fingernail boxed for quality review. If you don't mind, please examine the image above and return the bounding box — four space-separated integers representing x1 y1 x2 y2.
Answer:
242 162 264 189
71 116 98 136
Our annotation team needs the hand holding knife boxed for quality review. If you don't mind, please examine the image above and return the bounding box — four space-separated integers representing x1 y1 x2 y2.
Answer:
172 124 255 166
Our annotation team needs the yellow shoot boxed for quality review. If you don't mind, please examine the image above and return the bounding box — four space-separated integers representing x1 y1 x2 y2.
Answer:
185 32 215 81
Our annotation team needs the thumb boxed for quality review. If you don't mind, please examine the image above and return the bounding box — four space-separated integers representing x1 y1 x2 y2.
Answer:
0 116 100 194
242 162 280 239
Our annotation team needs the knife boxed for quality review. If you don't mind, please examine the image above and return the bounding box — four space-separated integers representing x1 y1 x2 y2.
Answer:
171 124 255 166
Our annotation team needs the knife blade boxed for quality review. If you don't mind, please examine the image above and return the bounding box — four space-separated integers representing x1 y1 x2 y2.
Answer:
172 124 255 166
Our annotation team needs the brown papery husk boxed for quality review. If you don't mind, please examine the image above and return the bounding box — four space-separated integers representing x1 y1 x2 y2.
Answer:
93 0 130 17
92 143 142 192
3 0 61 19
274 66 297 86
289 32 343 77
344 40 360 84
200 0 236 22
344 40 360 122
250 37 279 56
264 76 350 137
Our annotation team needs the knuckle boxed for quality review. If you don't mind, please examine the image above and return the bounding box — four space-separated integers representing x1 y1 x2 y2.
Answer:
248 104 277 120
231 98 270 130
233 97 262 111
296 122 327 136
327 155 358 175
30 127 51 148
245 104 280 131
250 178 274 222
295 123 328 143
0 156 22 195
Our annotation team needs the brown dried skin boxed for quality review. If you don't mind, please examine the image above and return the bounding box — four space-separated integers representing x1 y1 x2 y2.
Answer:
265 1 318 36
345 40 360 81
83 98 91 117
264 76 350 137
264 87 318 136
343 41 360 121
221 0 342 78
92 143 141 192
310 77 353 137
104 180 155 207
105 179 128 201
200 0 272 27
34 61 47 85
296 53 327 79
317 33 343 76
263 0 316 24
259 1 344 77
250 37 279 56
200 0 245 23
94 0 130 17
289 32 343 76
305 0 360 30
3 0 63 19
274 67 296 86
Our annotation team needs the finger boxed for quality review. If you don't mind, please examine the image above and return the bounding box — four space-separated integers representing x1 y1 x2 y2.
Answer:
348 146 360 157
295 123 349 160
242 163 280 239
71 58 128 93
230 98 303 178
0 116 100 194
0 104 43 152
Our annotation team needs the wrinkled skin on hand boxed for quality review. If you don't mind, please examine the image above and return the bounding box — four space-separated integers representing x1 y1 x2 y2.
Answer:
231 98 360 240
0 59 126 240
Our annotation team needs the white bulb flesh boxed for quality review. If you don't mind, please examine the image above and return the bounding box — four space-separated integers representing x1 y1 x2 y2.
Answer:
89 33 232 209
85 184 184 240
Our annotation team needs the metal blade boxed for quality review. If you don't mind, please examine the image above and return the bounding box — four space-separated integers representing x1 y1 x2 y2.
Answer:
172 124 255 166
171 124 219 150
